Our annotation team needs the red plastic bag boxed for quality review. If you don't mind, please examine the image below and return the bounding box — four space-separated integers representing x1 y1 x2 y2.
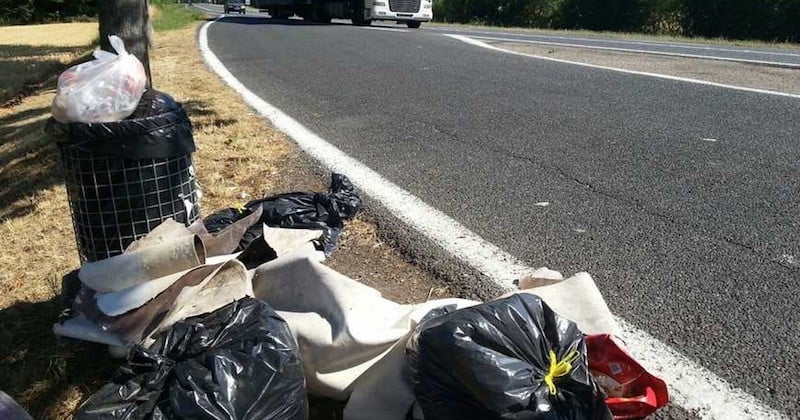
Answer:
586 334 669 419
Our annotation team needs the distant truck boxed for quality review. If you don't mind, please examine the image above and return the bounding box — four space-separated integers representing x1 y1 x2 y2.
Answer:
250 0 432 28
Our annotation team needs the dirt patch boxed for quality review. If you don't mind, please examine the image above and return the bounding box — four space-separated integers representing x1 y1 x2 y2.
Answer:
327 219 451 304
494 41 800 95
0 20 445 420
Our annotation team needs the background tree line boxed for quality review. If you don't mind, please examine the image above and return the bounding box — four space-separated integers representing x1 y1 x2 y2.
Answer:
0 0 96 24
432 0 800 42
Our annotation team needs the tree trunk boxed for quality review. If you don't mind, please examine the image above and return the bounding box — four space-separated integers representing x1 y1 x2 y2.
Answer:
98 0 153 88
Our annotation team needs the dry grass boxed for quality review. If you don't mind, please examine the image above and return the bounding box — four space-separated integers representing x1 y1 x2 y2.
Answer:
0 22 317 418
0 22 97 105
0 22 98 46
0 16 445 419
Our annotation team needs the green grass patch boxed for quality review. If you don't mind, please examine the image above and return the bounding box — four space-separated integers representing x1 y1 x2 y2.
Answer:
152 3 204 32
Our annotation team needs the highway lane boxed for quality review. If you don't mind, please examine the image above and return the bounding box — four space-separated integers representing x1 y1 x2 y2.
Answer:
204 15 800 415
195 3 800 67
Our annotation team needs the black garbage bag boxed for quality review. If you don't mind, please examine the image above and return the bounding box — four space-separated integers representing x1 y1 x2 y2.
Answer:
51 92 195 160
405 294 612 420
75 297 308 420
203 173 361 254
131 90 182 118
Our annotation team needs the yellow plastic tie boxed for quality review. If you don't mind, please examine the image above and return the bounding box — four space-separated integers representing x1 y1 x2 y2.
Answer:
543 350 579 395
233 203 247 213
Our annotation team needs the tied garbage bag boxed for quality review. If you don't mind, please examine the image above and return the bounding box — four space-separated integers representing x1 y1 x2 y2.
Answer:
52 35 147 123
406 294 612 420
203 173 361 253
75 297 308 420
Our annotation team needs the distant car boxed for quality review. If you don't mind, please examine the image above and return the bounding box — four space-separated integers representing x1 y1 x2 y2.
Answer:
224 0 246 13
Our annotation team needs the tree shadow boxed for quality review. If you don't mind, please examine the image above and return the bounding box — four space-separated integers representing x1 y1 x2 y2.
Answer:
183 99 218 117
0 101 63 221
0 44 93 105
0 296 117 418
0 96 237 222
182 98 239 129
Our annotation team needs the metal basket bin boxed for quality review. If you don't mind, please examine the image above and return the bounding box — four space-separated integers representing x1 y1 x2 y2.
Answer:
52 99 200 262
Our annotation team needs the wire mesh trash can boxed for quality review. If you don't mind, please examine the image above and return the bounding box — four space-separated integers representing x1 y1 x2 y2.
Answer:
50 92 200 262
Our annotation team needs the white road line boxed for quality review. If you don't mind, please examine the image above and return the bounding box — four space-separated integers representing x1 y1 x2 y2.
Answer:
358 26 409 33
468 34 800 68
701 138 719 142
199 18 787 419
448 34 800 100
426 26 800 58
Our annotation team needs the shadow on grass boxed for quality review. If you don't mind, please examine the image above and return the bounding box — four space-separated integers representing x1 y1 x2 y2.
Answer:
0 293 347 419
0 103 62 221
0 44 93 106
0 294 117 418
183 98 239 129
0 96 237 222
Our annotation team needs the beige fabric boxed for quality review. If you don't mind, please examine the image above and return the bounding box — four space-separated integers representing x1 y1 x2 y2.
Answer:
253 258 619 419
252 256 476 400
79 234 205 293
514 272 620 336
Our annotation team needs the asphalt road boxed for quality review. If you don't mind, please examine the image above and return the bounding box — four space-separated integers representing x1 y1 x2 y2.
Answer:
197 3 800 67
203 11 799 416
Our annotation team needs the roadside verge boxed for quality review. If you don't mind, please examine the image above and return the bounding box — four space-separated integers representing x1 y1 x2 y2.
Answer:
0 18 447 419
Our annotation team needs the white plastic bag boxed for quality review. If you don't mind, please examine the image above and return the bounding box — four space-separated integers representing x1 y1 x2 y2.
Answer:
51 35 147 123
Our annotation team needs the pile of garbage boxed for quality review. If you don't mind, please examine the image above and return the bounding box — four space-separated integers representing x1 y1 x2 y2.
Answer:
54 177 669 419
46 35 669 420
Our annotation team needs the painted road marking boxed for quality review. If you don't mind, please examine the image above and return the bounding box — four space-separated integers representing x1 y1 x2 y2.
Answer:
466 34 800 68
425 26 800 58
199 18 787 419
448 34 800 100
359 26 409 33
700 138 719 142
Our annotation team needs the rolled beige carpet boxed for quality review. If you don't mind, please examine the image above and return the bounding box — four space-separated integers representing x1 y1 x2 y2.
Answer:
79 234 206 293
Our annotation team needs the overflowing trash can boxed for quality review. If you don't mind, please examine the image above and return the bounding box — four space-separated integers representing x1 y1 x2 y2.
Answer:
50 91 200 262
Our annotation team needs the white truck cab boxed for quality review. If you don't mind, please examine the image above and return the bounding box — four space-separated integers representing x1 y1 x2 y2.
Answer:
368 0 432 28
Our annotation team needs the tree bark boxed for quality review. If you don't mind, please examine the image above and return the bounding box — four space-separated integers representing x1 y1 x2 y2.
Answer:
98 0 153 88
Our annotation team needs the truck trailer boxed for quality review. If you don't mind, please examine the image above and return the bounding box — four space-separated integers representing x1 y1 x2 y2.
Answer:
250 0 431 28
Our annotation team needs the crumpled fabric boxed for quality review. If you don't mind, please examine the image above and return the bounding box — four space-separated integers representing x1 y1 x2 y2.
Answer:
250 255 476 404
75 297 307 420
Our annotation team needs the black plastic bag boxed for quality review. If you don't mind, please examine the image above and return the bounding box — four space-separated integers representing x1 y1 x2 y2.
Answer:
50 91 195 160
204 173 361 253
76 297 308 420
406 294 612 420
132 90 182 119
